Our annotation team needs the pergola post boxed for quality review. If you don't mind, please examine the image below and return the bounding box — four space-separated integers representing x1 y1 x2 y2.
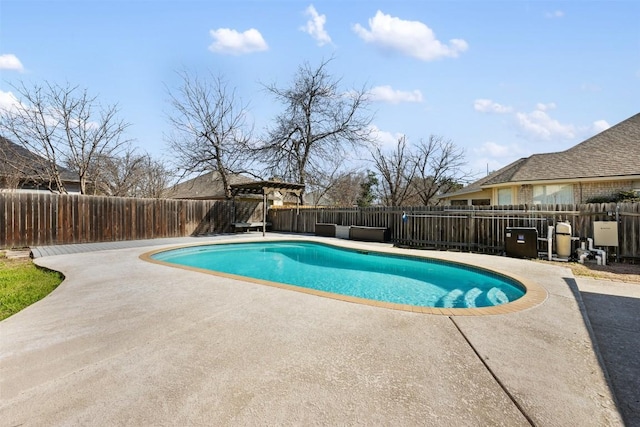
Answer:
228 181 306 237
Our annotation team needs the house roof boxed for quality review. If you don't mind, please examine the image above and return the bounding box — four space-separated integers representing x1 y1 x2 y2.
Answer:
454 158 529 195
510 112 639 181
442 112 640 198
230 181 305 197
163 171 256 199
0 136 80 182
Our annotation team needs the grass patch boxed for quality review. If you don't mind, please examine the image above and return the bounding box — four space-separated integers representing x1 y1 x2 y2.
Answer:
0 252 63 321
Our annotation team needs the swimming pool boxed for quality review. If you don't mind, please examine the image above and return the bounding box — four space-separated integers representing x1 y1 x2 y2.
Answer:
148 241 527 310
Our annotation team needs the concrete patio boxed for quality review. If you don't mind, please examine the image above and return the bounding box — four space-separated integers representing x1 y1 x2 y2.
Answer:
0 234 627 425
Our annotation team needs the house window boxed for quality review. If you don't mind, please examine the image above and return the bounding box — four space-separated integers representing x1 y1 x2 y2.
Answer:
471 199 490 206
497 188 512 205
450 199 468 206
533 184 574 204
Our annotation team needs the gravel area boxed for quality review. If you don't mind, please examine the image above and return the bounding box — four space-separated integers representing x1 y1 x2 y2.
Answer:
537 259 640 284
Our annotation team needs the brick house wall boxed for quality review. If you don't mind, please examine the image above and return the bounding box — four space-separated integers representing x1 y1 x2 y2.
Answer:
512 180 637 204
574 180 637 203
442 179 639 206
517 185 533 204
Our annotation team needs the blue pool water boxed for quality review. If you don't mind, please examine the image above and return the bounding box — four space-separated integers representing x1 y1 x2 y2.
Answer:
151 241 525 308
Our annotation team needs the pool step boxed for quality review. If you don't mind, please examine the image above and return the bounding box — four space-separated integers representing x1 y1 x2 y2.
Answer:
438 287 509 308
464 287 483 307
440 289 464 308
487 287 509 305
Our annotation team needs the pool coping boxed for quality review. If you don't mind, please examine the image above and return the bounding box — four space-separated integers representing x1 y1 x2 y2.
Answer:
139 236 548 316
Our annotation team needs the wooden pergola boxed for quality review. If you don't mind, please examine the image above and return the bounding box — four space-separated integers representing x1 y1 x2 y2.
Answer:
230 181 305 236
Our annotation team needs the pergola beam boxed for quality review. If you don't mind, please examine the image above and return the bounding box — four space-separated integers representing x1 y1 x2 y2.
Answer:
230 180 305 236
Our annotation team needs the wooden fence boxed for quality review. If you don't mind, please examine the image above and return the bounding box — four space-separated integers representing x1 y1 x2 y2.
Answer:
269 203 640 260
0 192 262 248
2 192 638 260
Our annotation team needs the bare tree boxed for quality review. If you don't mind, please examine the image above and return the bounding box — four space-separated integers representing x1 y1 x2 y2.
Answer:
410 135 469 205
88 147 173 198
256 58 374 202
138 156 174 199
0 81 130 194
86 148 141 196
371 135 469 206
324 171 363 206
166 71 252 199
320 170 377 207
299 154 353 206
371 136 416 207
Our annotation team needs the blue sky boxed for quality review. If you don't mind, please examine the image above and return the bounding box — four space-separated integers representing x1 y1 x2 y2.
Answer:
1 0 639 179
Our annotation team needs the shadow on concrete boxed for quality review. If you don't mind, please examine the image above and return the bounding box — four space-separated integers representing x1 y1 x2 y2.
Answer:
564 277 640 427
581 290 640 427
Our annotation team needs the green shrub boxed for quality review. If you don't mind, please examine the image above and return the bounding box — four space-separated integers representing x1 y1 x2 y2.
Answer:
586 190 640 204
615 190 640 202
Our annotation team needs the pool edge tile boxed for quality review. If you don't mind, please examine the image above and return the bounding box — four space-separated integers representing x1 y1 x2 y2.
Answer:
139 240 549 317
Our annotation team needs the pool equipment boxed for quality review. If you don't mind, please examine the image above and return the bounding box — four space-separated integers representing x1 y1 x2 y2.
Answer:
587 237 607 266
555 222 572 259
542 221 612 265
504 227 538 259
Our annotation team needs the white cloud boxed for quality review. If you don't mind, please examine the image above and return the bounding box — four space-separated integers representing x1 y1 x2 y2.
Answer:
471 142 529 173
569 119 610 142
369 124 405 149
476 101 572 142
370 85 423 104
474 141 517 158
300 5 331 46
535 102 556 112
208 28 268 55
353 11 468 61
590 120 610 134
473 158 505 174
0 90 20 112
0 54 24 71
475 100 610 158
545 10 565 19
473 99 512 114
515 107 575 140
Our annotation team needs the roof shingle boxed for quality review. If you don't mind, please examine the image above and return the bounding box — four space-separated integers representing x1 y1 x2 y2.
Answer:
0 136 80 182
163 171 255 199
440 112 640 198
508 112 640 182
